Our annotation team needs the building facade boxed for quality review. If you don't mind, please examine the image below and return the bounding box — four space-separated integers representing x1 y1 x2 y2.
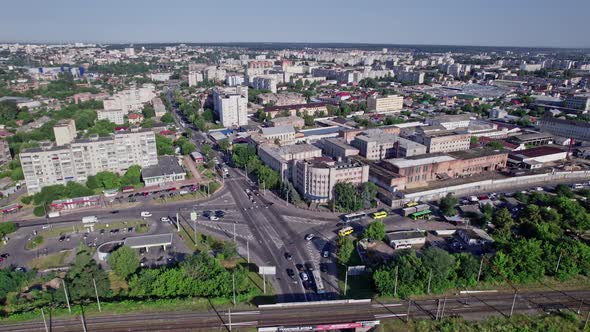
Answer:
20 129 158 193
537 117 590 142
53 119 77 146
213 86 248 128
352 131 427 160
293 157 369 202
97 109 126 125
367 95 404 113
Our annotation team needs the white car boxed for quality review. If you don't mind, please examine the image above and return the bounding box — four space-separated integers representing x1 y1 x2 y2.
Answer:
209 216 219 221
160 217 170 222
141 211 152 217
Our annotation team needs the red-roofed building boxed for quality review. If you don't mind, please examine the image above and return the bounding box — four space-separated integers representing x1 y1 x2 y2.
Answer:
128 113 144 125
508 146 567 169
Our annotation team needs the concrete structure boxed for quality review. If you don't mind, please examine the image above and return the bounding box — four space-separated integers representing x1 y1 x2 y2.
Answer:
150 72 171 82
124 234 173 251
53 119 77 146
226 75 245 87
20 129 158 193
97 108 126 125
292 157 369 202
412 130 471 153
537 117 590 142
352 131 426 160
0 139 11 165
152 97 167 118
188 71 204 86
213 86 248 128
396 71 425 84
261 125 296 145
367 95 404 113
319 138 359 159
141 156 186 186
508 133 554 146
250 76 278 93
508 146 567 169
258 92 306 106
103 85 156 112
128 113 144 125
265 103 331 119
270 115 304 129
258 143 322 180
425 114 472 130
564 94 590 112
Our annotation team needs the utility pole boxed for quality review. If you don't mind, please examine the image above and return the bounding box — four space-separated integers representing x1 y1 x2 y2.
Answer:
406 300 412 323
62 279 71 314
477 256 484 283
344 268 349 296
441 295 447 319
285 190 289 206
509 291 517 317
394 265 399 297
233 222 236 243
93 278 101 312
427 269 432 294
232 273 236 306
263 273 266 294
41 308 49 332
555 251 563 273
584 309 590 330
435 299 441 320
80 312 87 332
176 212 180 232
193 219 197 247
247 240 250 264
228 308 232 332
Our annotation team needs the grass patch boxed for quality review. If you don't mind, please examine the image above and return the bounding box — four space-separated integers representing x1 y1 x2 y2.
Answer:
24 235 44 250
28 250 71 269
152 192 205 204
108 271 128 294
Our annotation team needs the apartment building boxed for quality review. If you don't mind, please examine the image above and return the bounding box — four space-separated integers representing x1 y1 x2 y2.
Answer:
20 129 158 193
537 116 590 142
319 138 359 159
352 131 426 160
425 114 472 130
103 85 156 112
564 94 590 111
0 139 12 165
270 116 305 129
53 119 77 146
367 95 404 113
396 71 425 84
188 71 204 86
97 109 126 125
293 157 369 202
261 125 296 145
213 86 248 128
250 76 278 93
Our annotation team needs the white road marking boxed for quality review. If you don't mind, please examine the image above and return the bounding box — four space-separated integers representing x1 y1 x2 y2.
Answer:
374 313 407 318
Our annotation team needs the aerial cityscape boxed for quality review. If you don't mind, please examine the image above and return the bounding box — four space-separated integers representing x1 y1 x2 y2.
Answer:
0 1 589 331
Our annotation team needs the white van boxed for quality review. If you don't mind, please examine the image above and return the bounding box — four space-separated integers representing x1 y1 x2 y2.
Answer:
141 211 152 217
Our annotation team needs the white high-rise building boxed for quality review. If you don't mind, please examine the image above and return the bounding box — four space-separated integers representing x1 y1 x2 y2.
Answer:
20 129 158 194
97 109 126 125
103 84 156 112
213 87 248 128
188 71 204 86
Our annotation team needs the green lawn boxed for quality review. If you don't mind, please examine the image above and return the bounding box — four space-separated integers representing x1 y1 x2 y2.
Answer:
28 250 72 269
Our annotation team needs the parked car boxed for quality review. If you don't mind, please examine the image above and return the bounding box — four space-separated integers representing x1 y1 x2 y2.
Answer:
141 211 152 217
304 234 315 241
161 217 171 222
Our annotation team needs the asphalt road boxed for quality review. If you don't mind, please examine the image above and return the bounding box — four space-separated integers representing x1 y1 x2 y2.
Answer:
0 289 588 331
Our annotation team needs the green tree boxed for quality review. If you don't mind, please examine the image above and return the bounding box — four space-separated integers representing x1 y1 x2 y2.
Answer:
255 165 280 189
156 134 174 155
142 104 156 118
337 236 355 265
486 141 504 150
554 184 574 198
218 139 230 153
334 183 362 212
66 247 111 301
160 112 175 124
363 221 386 241
492 208 514 236
232 144 257 169
0 222 17 238
108 246 140 280
121 165 142 187
175 137 196 155
439 193 458 216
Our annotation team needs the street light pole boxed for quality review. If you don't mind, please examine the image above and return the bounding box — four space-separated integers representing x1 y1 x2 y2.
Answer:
247 240 250 264
176 212 180 232
233 222 236 243
93 278 101 312
232 273 236 306
41 309 49 332
477 256 484 283
427 269 432 294
394 265 399 297
344 267 348 297
510 291 517 317
62 279 71 314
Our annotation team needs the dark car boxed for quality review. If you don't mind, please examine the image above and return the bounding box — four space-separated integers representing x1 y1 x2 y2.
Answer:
202 210 212 218
111 210 119 214
0 253 9 258
284 252 293 261
304 262 314 271
295 263 304 272
286 268 295 278
320 263 328 272
58 235 65 242
215 210 225 218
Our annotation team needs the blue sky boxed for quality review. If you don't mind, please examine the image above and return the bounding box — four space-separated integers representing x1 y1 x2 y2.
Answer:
1 0 588 47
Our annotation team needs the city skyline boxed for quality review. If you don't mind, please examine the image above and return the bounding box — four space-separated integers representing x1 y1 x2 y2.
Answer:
1 0 588 48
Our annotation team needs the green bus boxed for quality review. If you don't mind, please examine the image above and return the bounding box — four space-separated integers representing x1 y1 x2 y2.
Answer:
409 209 432 220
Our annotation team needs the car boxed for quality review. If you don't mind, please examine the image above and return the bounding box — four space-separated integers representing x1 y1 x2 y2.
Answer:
100 229 105 235
0 257 4 263
304 234 314 241
300 272 309 282
65 235 71 241
320 263 328 272
111 210 119 214
296 263 304 272
0 253 9 258
535 187 544 191
58 235 65 242
284 252 293 260
161 217 171 222
215 210 225 217
209 216 219 221
141 211 152 217
286 268 295 278
322 250 329 258
128 227 134 232
83 233 88 239
245 189 251 194
202 210 212 218
304 262 314 271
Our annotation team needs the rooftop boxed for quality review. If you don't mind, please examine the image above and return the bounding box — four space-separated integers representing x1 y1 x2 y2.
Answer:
510 146 564 158
386 230 426 241
386 154 455 169
261 125 295 136
124 233 173 248
448 148 507 160
141 156 185 179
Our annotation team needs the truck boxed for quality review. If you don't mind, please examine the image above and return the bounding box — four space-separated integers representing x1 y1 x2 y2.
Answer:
401 204 430 217
47 211 60 218
82 216 98 224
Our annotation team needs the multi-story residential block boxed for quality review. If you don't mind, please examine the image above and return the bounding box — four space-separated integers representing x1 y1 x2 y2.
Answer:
20 129 158 193
319 138 359 159
188 71 204 86
151 97 167 117
564 94 590 111
226 75 245 87
537 116 590 142
204 66 226 82
213 86 248 128
293 157 369 202
53 119 77 146
367 94 404 113
97 109 126 125
103 85 156 112
0 139 12 165
264 102 331 119
250 76 278 93
425 114 472 130
258 143 322 180
396 71 425 84
352 131 426 160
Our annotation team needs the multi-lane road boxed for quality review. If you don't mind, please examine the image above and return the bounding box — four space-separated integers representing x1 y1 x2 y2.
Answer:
0 289 588 331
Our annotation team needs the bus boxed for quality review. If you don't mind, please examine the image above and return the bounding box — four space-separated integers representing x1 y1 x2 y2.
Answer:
409 209 432 220
404 202 419 208
371 211 388 220
338 226 354 237
342 212 366 223
311 270 325 294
